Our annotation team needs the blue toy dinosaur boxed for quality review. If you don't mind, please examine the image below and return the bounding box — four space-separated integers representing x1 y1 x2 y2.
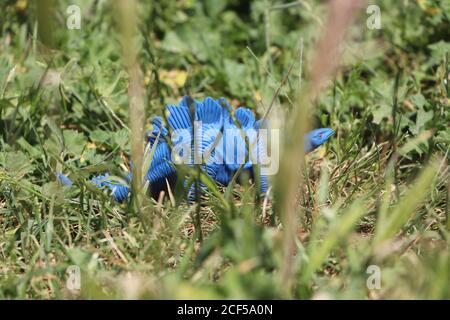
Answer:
57 96 334 202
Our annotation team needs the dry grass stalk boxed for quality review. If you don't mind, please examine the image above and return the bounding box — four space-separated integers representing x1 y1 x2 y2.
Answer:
278 0 363 295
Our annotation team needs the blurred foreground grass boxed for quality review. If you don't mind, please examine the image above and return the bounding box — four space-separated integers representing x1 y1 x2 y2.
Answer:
0 0 449 299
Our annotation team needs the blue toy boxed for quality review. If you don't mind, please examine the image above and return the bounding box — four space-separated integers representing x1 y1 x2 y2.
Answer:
57 96 334 202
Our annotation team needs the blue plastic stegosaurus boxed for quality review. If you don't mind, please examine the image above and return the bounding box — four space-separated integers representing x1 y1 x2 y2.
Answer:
58 96 334 202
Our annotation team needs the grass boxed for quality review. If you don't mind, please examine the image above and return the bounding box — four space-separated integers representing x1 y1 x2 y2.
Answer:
0 0 449 299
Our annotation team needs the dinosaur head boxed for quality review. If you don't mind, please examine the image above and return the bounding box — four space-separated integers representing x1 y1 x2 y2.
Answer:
304 128 335 153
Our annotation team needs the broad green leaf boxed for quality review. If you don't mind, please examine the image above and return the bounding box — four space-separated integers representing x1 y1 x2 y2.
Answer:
90 129 110 144
63 129 86 156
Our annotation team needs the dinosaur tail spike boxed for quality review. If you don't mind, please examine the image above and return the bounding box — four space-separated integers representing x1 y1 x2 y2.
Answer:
149 116 168 138
217 97 231 109
166 105 192 130
195 97 222 125
235 107 255 128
